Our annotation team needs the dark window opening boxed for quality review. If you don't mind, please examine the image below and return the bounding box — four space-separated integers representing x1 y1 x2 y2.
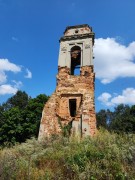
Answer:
69 99 76 117
70 46 81 75
75 29 79 33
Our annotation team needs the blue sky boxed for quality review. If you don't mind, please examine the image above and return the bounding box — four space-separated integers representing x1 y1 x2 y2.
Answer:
0 0 135 112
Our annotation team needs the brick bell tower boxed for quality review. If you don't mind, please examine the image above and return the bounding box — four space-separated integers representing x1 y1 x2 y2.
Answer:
38 24 96 140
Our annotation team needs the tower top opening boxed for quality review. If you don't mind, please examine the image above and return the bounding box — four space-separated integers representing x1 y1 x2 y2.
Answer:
60 24 95 43
64 24 92 35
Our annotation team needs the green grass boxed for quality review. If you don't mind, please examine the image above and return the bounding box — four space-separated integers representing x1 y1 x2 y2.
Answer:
0 129 135 180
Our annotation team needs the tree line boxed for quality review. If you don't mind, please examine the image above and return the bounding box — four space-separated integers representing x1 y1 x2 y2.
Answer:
0 91 49 145
0 90 135 145
97 104 135 133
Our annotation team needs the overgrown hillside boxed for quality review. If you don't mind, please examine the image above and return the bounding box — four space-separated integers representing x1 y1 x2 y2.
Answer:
0 91 135 179
0 129 135 180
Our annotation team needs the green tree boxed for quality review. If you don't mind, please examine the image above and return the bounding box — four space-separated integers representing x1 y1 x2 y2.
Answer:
2 90 30 111
0 107 24 144
0 105 4 120
96 109 112 129
23 94 49 137
0 105 5 136
109 104 135 133
96 109 108 129
130 105 135 116
0 92 49 145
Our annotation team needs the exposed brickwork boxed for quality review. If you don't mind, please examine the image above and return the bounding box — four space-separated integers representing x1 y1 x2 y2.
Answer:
38 65 96 140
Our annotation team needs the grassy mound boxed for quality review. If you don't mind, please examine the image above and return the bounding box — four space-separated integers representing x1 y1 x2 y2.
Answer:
0 129 135 179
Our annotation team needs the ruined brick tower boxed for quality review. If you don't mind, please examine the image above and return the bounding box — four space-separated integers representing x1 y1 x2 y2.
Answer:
38 24 96 140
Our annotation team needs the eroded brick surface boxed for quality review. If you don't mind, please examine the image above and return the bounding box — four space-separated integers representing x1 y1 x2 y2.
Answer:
38 66 96 140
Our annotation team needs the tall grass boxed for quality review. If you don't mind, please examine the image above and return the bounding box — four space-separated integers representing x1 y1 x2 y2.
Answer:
0 129 135 179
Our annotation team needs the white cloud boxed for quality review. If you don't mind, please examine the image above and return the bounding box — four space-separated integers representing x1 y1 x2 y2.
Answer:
0 81 23 96
25 68 32 78
0 84 18 95
0 59 21 72
94 38 135 84
97 92 112 106
98 88 135 106
0 59 21 84
0 71 7 84
0 58 31 96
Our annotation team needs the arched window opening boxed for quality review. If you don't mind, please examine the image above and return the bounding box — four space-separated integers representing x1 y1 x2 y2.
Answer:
70 46 81 75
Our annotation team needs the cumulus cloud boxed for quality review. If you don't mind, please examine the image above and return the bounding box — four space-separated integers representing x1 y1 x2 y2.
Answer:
94 38 135 84
97 92 112 106
0 84 18 95
98 88 135 106
0 59 21 72
25 68 32 79
0 58 31 96
0 59 21 84
0 81 23 95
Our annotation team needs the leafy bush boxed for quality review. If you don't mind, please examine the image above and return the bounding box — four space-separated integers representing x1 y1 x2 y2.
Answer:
0 129 135 179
